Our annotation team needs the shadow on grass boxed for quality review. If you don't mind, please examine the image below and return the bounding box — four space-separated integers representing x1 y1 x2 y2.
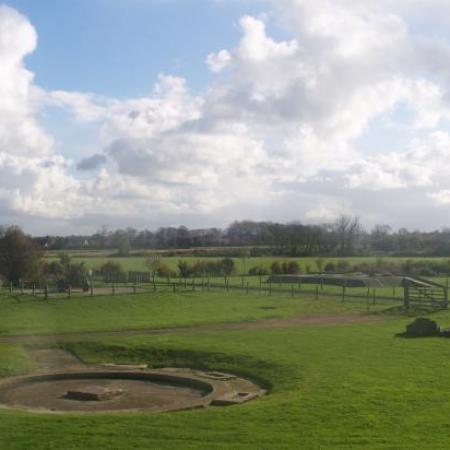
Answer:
60 342 286 393
395 332 440 339
375 304 444 317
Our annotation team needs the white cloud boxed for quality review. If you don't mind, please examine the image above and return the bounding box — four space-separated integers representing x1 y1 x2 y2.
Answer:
6 1 450 231
206 49 231 73
428 190 450 205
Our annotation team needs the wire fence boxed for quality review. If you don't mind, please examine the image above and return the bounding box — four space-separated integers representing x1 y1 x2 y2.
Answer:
0 277 405 306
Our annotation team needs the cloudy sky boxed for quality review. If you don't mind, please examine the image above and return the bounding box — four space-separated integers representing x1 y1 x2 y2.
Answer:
2 0 450 234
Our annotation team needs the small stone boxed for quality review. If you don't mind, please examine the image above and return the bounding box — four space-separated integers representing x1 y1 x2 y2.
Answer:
64 386 123 401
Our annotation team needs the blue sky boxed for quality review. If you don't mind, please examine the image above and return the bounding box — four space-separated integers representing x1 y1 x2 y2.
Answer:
8 0 266 96
2 0 450 234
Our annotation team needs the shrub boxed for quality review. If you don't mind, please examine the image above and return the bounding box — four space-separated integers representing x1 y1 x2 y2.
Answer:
100 261 126 283
336 260 351 272
156 262 172 278
271 261 282 275
282 261 300 274
248 266 269 276
177 260 191 278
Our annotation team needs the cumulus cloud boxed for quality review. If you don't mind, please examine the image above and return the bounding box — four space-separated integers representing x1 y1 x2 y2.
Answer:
5 1 450 231
0 5 85 221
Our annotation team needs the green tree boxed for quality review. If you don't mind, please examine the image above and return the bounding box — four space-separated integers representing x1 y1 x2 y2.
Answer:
221 258 235 277
99 261 125 282
0 226 42 284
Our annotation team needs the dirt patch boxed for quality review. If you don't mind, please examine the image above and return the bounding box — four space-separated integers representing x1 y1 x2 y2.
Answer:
29 349 83 371
0 349 265 414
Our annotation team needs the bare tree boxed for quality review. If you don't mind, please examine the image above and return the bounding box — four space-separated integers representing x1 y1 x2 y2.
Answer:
333 215 361 256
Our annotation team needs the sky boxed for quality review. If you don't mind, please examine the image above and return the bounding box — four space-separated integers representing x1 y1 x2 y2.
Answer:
3 0 450 234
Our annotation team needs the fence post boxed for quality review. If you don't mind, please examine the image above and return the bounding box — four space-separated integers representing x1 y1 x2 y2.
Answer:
91 285 94 296
246 282 249 294
173 283 176 293
291 285 295 297
20 281 24 295
153 280 156 292
342 283 346 302
133 283 137 295
269 281 272 296
9 281 12 295
372 288 376 305
112 283 115 296
393 286 396 298
32 284 35 297
315 285 319 300
192 279 195 291
404 283 410 310
44 284 48 300
68 286 71 298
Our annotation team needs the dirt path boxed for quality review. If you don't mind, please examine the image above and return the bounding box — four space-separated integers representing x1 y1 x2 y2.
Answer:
0 314 382 345
28 348 84 371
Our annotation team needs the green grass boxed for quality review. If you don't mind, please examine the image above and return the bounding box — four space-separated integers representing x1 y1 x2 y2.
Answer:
3 320 450 449
45 253 450 274
3 283 450 449
0 289 390 336
0 344 35 378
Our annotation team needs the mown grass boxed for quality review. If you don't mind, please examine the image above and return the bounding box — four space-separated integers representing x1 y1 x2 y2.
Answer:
0 344 35 378
0 289 392 336
2 283 450 449
3 320 450 449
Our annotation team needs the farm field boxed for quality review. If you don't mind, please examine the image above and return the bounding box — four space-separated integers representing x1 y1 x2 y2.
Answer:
44 252 450 274
41 251 450 304
1 287 450 448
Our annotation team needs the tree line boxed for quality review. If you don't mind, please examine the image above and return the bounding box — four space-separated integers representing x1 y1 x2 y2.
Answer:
35 216 450 257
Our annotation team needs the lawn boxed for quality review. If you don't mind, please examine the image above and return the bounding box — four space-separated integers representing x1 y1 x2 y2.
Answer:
0 289 392 336
2 319 450 449
1 288 450 449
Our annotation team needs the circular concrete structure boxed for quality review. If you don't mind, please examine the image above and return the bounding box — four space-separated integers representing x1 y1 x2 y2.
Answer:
0 368 265 414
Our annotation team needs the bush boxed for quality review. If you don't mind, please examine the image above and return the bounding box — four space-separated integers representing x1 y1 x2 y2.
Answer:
336 260 351 272
51 254 89 291
100 261 126 283
156 263 172 278
271 261 282 275
177 260 191 278
248 266 269 276
282 261 300 274
324 262 336 273
175 258 235 278
221 258 235 277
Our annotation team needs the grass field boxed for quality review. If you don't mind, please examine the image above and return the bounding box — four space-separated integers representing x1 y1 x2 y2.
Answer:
1 287 450 449
44 252 450 275
0 290 392 336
